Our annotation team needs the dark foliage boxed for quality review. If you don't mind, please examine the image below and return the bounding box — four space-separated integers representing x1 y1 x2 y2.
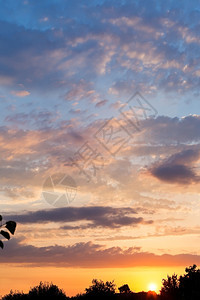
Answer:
160 264 200 300
118 284 131 293
28 282 68 300
179 265 200 300
84 279 116 300
160 274 179 300
1 291 27 300
2 282 68 300
0 215 17 249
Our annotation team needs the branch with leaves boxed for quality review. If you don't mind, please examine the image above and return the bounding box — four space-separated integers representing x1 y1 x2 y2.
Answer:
0 215 17 249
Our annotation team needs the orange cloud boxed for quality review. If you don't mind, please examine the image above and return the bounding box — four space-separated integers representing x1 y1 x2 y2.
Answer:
11 90 30 97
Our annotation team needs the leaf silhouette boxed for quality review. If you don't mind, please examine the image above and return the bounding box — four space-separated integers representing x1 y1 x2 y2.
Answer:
5 221 16 235
0 215 2 222
0 230 10 240
0 240 4 249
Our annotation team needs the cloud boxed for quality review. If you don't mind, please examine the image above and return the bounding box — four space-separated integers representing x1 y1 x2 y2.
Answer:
95 225 200 241
151 164 196 184
5 110 60 128
64 80 95 102
1 239 200 268
95 100 108 108
140 115 200 144
0 1 200 96
11 90 30 97
1 114 200 203
5 206 152 229
149 149 200 184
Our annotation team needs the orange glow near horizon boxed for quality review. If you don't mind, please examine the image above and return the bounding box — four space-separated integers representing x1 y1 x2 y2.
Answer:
1 265 186 297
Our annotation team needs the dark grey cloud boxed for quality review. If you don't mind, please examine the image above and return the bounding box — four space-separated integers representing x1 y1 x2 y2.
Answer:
95 100 108 108
150 149 200 184
5 206 152 229
166 149 200 165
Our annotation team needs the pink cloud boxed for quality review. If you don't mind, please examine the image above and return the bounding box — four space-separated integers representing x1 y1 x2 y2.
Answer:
11 90 30 97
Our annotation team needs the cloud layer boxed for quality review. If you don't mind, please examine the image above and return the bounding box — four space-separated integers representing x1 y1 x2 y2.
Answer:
2 239 200 268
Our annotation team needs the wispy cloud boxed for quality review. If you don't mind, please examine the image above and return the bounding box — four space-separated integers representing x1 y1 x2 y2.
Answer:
11 90 30 97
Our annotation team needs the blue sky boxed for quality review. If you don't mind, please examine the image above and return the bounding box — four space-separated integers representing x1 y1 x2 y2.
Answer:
1 0 200 129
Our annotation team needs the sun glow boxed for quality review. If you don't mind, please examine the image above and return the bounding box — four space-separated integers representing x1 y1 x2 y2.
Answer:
148 283 157 292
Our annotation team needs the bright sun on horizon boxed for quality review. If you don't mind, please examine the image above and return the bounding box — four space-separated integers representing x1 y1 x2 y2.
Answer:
148 283 157 292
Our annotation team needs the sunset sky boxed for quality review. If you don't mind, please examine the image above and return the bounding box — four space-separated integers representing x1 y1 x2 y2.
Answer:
1 0 200 297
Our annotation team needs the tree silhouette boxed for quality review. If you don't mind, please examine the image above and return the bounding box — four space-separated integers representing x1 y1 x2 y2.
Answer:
179 264 200 300
0 215 17 249
85 279 116 299
160 265 200 300
118 284 131 294
28 282 68 300
160 273 179 300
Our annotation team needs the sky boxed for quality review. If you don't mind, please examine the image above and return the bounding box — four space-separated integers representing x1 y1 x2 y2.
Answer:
0 0 200 297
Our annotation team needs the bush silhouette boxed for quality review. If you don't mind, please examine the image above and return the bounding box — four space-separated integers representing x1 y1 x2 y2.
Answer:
28 282 68 300
2 290 28 300
118 284 131 294
2 283 68 300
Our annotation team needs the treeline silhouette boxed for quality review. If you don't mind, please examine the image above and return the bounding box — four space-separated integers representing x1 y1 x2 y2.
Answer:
1 265 200 300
